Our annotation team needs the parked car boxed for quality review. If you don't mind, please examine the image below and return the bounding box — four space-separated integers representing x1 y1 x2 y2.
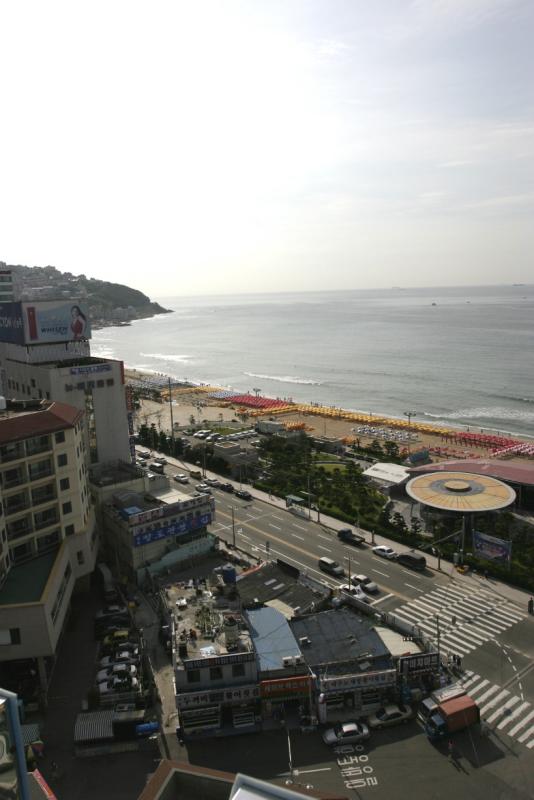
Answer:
96 663 137 683
175 597 188 609
99 649 139 668
372 545 397 560
196 484 211 493
96 604 128 619
98 676 139 694
219 483 234 493
173 474 189 484
322 721 370 745
337 528 366 546
138 451 150 459
234 489 252 500
153 456 167 465
102 629 134 649
204 478 220 486
351 574 378 593
339 584 371 605
367 704 414 729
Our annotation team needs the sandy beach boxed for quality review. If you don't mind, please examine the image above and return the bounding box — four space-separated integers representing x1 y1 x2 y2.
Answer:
126 369 531 462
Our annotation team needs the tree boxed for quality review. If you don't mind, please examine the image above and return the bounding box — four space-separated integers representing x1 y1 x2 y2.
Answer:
189 415 196 426
410 517 423 536
392 512 408 534
383 441 400 460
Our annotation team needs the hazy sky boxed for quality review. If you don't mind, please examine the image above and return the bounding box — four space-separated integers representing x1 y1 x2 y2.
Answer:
1 0 533 296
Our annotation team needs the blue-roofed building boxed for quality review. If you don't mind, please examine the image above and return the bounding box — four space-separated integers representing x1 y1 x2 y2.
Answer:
245 607 314 723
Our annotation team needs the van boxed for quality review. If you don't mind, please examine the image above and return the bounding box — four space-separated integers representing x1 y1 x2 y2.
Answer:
396 551 426 571
149 462 165 474
318 557 345 578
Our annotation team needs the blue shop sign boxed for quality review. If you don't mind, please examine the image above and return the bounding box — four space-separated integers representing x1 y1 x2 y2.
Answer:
133 513 212 547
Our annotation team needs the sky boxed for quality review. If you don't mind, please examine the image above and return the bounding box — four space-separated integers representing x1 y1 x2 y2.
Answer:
1 0 533 297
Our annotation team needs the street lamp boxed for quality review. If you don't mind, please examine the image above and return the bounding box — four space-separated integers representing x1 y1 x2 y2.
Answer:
404 410 417 453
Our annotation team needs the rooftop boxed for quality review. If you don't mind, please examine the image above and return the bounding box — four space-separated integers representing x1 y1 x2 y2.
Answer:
236 562 326 615
245 607 301 673
409 459 534 488
406 471 516 512
290 609 391 672
363 462 411 485
89 460 146 487
0 550 58 605
0 400 83 445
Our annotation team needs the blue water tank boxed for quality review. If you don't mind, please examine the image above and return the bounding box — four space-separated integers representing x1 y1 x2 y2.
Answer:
222 564 237 584
136 721 159 737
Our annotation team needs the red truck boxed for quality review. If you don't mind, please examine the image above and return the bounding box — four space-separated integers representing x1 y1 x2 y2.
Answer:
425 694 480 741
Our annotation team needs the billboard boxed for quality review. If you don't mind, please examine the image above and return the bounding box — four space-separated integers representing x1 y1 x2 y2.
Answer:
473 531 512 564
22 301 91 343
0 302 25 344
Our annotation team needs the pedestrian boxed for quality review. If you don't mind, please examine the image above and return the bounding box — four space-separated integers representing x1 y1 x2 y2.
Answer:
447 740 454 761
51 761 59 779
484 570 489 580
528 597 534 615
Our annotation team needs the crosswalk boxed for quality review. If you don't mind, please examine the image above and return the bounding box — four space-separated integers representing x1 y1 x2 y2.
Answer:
460 670 534 750
392 583 525 656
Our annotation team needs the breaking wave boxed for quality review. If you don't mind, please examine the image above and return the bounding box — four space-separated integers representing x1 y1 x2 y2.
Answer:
244 372 322 386
140 352 193 364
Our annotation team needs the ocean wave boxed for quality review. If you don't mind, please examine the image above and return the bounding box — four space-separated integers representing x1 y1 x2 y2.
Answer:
243 372 322 386
140 352 193 364
423 406 534 423
488 393 534 405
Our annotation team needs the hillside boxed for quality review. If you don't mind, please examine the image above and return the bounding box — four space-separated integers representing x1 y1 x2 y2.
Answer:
3 262 172 326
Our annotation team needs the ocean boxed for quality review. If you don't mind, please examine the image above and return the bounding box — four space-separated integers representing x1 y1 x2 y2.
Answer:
91 284 534 438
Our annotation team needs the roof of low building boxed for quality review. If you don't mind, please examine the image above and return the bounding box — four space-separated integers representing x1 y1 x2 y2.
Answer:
245 607 301 673
236 562 323 614
0 550 58 605
290 609 390 671
0 401 83 445
362 462 411 485
409 459 534 488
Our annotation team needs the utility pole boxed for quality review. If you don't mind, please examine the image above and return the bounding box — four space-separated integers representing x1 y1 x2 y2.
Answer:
348 554 351 586
436 614 441 666
231 507 236 549
168 377 175 450
307 473 312 520
404 410 417 453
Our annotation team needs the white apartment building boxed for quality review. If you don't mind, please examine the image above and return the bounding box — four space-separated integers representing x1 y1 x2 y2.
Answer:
0 400 98 701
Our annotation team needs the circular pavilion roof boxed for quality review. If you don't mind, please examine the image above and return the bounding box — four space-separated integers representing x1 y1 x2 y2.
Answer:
406 471 516 512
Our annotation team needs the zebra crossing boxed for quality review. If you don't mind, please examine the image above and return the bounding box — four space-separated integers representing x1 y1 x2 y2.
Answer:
460 670 534 750
392 583 525 656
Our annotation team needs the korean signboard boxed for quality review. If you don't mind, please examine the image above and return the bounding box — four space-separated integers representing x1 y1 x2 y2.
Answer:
319 669 397 692
260 675 312 698
473 531 512 564
399 652 439 676
0 302 25 344
132 512 212 546
177 684 260 709
184 651 255 670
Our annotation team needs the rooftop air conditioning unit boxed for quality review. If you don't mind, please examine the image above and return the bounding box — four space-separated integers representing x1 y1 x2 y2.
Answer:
294 655 304 665
282 656 295 668
299 636 311 647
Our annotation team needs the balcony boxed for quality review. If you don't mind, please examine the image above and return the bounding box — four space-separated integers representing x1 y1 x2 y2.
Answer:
2 471 26 490
28 465 54 483
4 498 30 516
31 487 56 507
25 436 52 457
7 521 33 541
34 511 60 532
0 444 25 463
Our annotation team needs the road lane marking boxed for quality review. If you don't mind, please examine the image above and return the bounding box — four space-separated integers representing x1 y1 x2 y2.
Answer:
239 534 251 542
292 534 305 541
371 568 390 578
318 534 331 541
292 523 307 531
343 555 360 565
404 583 424 592
268 523 281 530
271 514 284 520
371 593 393 606
318 545 331 552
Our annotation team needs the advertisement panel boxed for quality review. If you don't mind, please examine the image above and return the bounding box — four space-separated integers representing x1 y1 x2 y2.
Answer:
473 531 511 564
399 652 439 676
21 301 91 343
0 302 25 344
133 513 212 547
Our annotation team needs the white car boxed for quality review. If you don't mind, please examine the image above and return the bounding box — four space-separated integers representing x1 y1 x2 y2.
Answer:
339 584 371 605
367 703 414 729
372 545 397 560
99 649 139 668
173 474 189 483
323 721 370 745
98 676 139 694
175 597 188 609
96 663 137 683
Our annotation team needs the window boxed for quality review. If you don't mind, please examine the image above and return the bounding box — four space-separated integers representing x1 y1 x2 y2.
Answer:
106 378 114 386
76 550 85 565
232 663 245 678
62 501 72 515
57 454 68 467
65 524 75 536
55 431 65 444
60 478 70 491
97 380 104 388
46 392 50 400
31 378 36 388
186 670 200 684
0 628 21 646
76 382 85 390
210 667 223 681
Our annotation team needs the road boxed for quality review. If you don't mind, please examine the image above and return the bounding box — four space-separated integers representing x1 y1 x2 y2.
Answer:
143 451 534 795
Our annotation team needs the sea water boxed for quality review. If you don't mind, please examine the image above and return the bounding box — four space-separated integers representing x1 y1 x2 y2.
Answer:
91 284 534 438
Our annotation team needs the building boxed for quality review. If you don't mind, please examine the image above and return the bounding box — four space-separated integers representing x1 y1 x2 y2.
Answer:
0 268 15 303
290 609 397 721
0 400 98 702
0 300 133 463
92 467 216 584
235 561 331 616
